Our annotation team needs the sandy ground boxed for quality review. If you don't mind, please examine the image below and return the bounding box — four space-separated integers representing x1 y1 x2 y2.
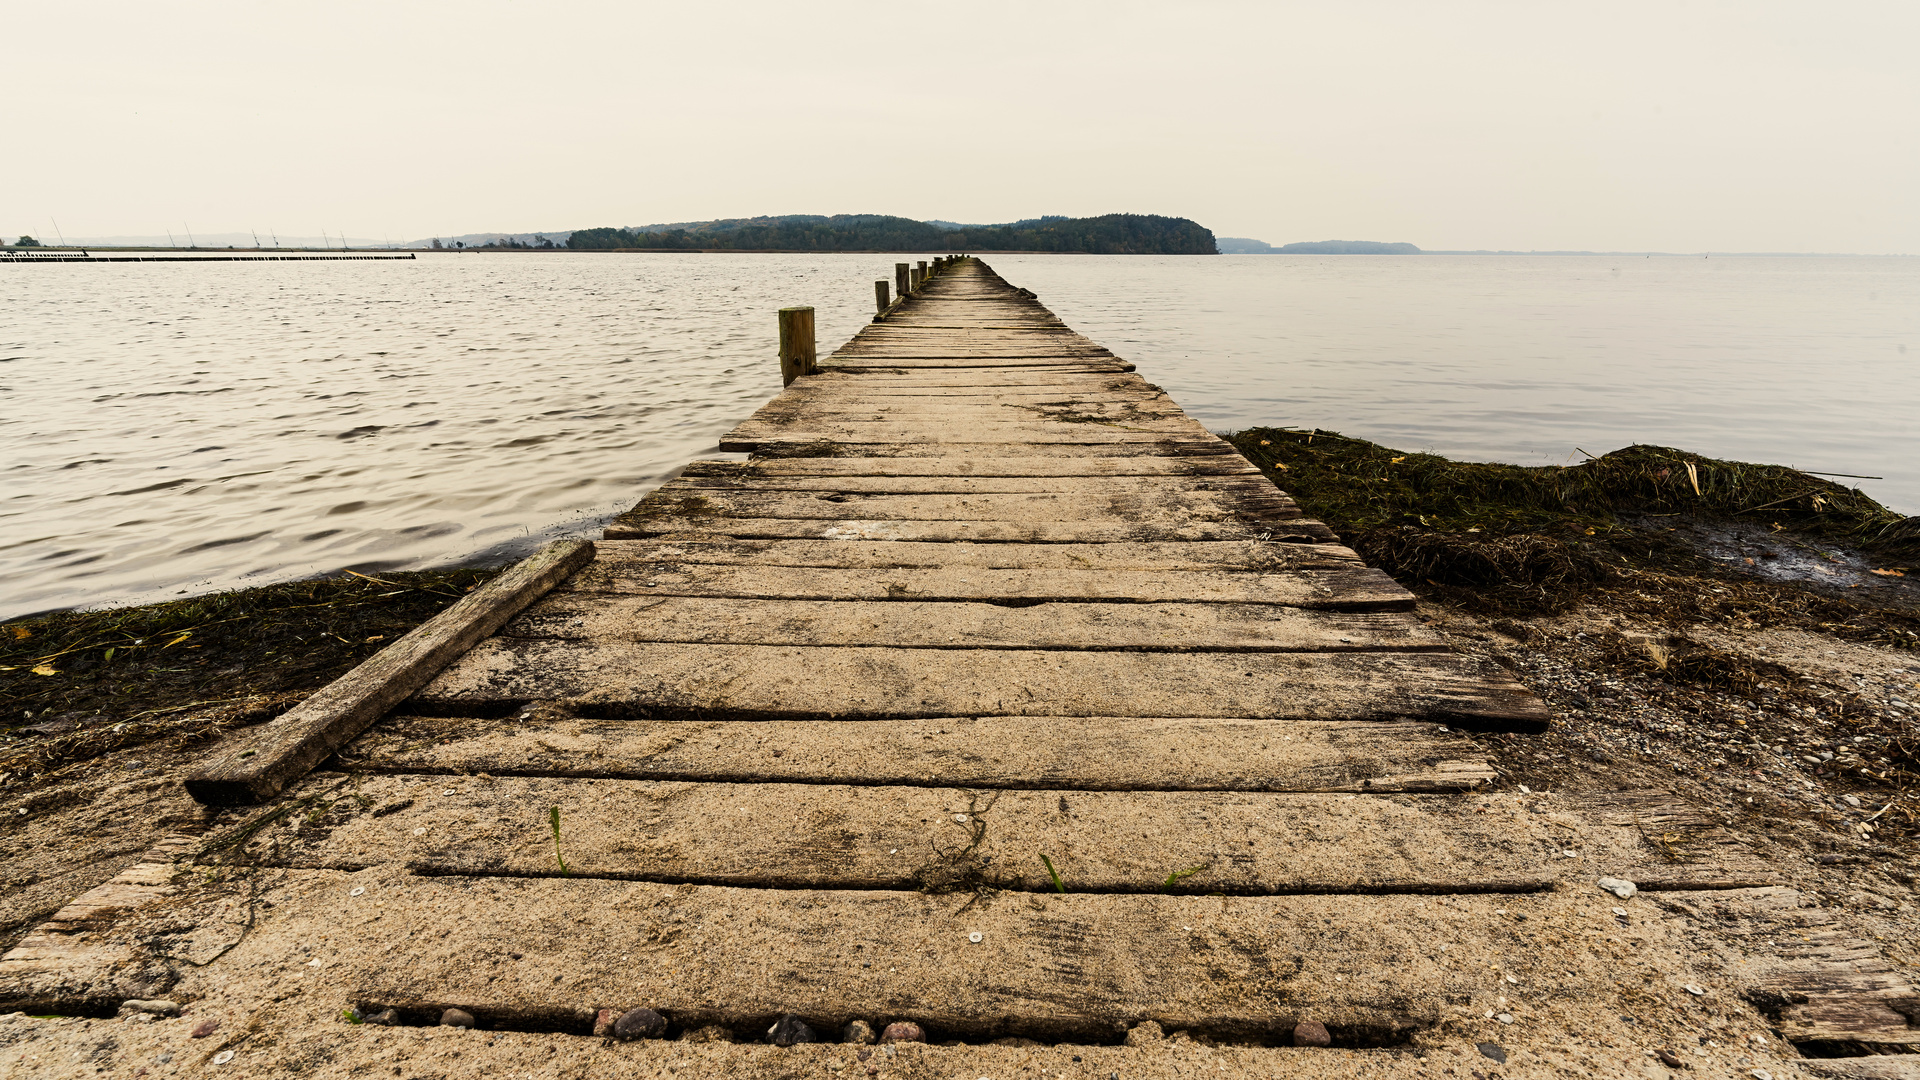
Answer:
2 553 1916 1077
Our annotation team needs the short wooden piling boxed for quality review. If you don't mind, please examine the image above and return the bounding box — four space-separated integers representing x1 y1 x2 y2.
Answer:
895 262 910 300
778 306 816 386
917 260 928 280
909 267 922 293
873 279 890 315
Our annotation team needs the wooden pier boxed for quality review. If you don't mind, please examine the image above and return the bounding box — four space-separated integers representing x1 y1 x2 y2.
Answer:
5 257 1914 1076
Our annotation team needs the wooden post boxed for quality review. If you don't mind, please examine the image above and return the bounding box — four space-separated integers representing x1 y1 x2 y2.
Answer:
873 279 890 315
895 262 910 300
917 260 928 281
778 306 816 386
908 267 922 293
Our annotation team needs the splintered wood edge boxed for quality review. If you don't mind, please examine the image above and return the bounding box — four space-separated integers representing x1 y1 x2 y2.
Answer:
182 538 596 807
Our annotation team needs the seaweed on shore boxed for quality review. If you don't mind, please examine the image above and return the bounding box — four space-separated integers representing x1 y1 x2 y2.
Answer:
1 568 499 768
1227 427 1920 643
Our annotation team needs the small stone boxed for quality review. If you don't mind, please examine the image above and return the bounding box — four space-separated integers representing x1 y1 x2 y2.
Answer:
1477 1041 1507 1064
1496 1013 1514 1025
191 1019 221 1038
1291 1020 1331 1047
1683 984 1706 996
614 1007 666 1040
440 1008 476 1028
349 887 365 897
881 1021 927 1044
1656 1048 1683 1067
954 814 969 823
1598 877 1638 899
1752 1071 1774 1080
212 1050 235 1065
1124 1020 1165 1047
593 1009 618 1038
968 932 983 944
767 1013 818 1046
842 1019 876 1044
118 999 181 1018
363 1009 399 1027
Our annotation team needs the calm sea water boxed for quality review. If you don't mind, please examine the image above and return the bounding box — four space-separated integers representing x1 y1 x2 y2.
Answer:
3 252 1915 619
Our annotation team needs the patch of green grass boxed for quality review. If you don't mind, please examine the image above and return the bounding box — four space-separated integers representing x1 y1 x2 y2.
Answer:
549 805 570 877
1040 853 1066 893
1160 864 1208 892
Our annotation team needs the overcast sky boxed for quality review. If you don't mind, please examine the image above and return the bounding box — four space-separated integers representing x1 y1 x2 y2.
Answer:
10 1 1917 251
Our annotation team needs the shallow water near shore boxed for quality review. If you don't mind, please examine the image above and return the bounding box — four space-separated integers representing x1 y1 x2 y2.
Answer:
2 252 1916 620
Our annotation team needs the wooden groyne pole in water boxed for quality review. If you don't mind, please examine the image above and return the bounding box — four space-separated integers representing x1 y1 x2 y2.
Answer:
777 306 817 386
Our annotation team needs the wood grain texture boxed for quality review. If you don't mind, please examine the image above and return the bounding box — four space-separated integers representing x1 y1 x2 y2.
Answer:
333 714 1495 792
411 639 1554 730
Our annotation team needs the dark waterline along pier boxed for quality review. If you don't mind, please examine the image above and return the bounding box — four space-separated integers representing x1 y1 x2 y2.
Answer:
4 258 1910 1067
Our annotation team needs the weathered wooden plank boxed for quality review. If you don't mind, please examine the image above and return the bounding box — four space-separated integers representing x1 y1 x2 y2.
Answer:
334 714 1494 793
556 562 1407 609
604 515 1335 544
183 539 597 806
228 874 1702 1042
255 777 1766 894
506 595 1440 650
729 438 1240 459
1657 887 1920 1045
0 834 205 1012
587 537 1365 571
679 457 1265 478
741 393 1190 413
621 487 1300 525
664 473 1275 496
412 639 1554 730
721 420 1216 446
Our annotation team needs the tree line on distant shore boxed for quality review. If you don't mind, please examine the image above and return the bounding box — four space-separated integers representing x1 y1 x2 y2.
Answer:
565 214 1216 254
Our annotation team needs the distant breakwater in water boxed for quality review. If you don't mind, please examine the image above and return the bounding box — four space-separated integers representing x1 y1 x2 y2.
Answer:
1 251 1915 620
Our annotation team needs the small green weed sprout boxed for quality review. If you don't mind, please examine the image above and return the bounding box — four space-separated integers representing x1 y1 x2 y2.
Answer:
549 805 570 877
1040 853 1067 893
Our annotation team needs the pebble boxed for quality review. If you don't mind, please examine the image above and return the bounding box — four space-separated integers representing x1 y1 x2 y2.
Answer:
1496 1013 1514 1025
842 1019 876 1044
440 1008 476 1028
614 1007 666 1040
1597 877 1638 899
1752 1071 1774 1080
1684 984 1706 996
881 1021 926 1044
191 1019 221 1038
1656 1049 1683 1067
363 1009 399 1027
1476 1042 1507 1064
212 1050 235 1065
1123 1021 1164 1047
1291 1021 1331 1047
968 932 984 943
767 1013 819 1046
118 999 181 1018
593 1009 618 1038
349 887 365 897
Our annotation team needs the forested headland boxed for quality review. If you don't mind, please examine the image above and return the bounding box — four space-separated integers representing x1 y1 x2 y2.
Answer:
565 213 1215 254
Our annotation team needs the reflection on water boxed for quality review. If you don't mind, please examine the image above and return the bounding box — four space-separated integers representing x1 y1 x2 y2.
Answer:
2 252 1915 619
